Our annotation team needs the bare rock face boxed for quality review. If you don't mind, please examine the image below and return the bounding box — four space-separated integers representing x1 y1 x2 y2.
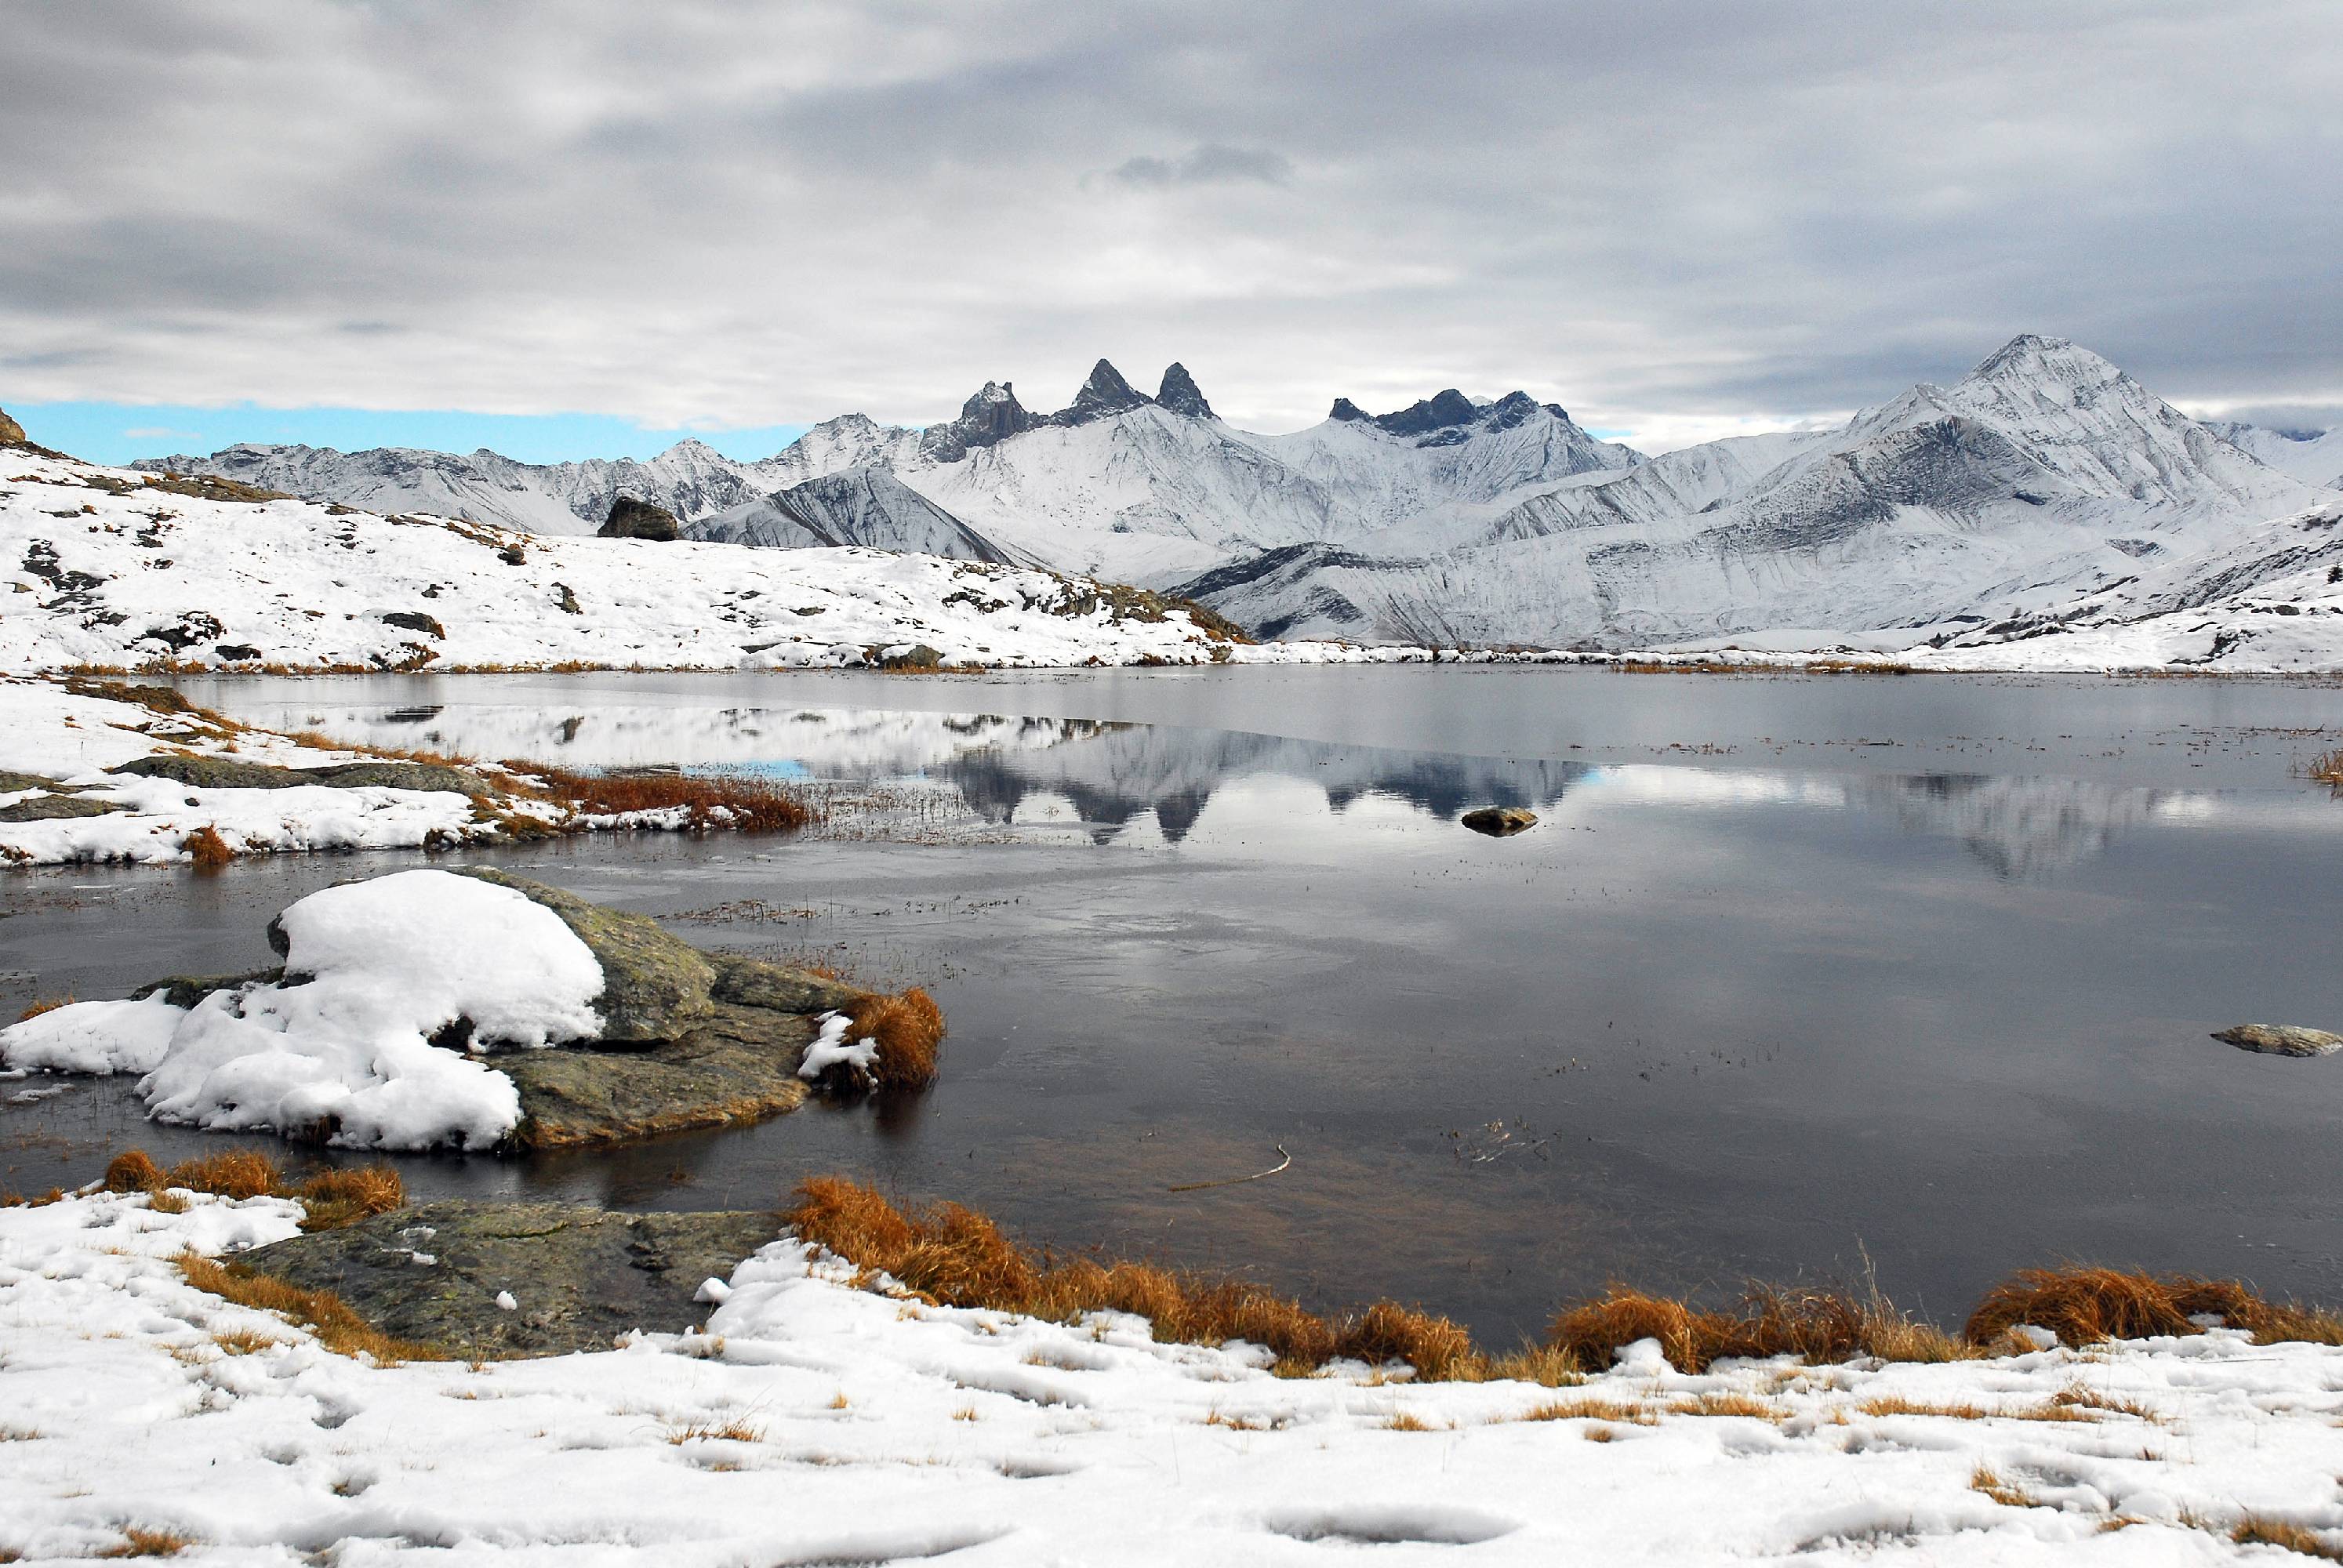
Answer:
0 406 25 445
1460 806 1538 837
598 495 681 541
1157 363 1215 420
2214 1024 2343 1058
241 1200 778 1358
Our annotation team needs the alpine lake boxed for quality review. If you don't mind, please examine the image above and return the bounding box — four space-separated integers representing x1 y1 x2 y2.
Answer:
7 664 2342 1346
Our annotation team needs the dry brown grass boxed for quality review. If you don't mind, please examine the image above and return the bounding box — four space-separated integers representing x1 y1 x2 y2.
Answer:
2233 1515 2343 1561
211 1327 284 1356
181 826 235 869
1545 1281 1964 1374
100 1146 404 1230
782 1177 1475 1379
96 1527 197 1559
1666 1392 1785 1421
1382 1412 1441 1431
1858 1395 1992 1420
1971 1465 2042 1509
1517 1397 1658 1425
667 1419 765 1444
2305 749 2343 786
843 988 946 1092
521 764 812 833
14 995 72 1022
176 1251 441 1363
1964 1266 2343 1349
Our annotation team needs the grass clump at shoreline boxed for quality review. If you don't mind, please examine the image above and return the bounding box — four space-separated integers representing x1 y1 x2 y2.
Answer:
781 1176 1477 1379
100 1146 406 1232
503 762 816 833
780 1176 2343 1381
841 988 946 1091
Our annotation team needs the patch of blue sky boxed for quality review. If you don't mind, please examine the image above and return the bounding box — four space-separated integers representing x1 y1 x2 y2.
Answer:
5 402 812 467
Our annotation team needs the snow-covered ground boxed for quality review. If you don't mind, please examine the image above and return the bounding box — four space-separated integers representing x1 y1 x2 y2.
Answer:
0 675 502 866
4 1186 2340 1564
0 448 1248 674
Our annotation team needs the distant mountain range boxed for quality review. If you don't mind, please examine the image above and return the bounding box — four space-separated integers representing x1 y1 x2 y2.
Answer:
137 336 2340 650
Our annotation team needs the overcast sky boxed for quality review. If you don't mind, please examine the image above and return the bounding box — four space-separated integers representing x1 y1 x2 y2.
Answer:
4 0 2338 454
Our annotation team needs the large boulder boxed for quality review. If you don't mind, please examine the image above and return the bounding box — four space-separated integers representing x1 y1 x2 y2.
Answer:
598 495 681 542
1460 806 1538 837
240 1200 777 1358
2214 1024 2343 1058
0 406 25 445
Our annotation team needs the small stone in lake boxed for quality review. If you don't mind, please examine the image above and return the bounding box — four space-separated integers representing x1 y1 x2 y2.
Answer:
1460 806 1537 837
2213 1024 2343 1058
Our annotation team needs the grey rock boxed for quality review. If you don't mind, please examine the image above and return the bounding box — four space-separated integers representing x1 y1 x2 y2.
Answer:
1156 363 1215 420
380 610 445 639
0 793 128 822
1052 359 1153 426
136 967 284 1009
877 643 946 670
452 868 717 1043
1460 805 1538 837
107 753 494 795
599 495 681 542
918 381 1039 463
239 1200 779 1359
2214 1024 2343 1058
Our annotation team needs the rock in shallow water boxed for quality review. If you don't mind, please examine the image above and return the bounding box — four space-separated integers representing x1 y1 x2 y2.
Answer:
2214 1024 2343 1058
1460 806 1538 837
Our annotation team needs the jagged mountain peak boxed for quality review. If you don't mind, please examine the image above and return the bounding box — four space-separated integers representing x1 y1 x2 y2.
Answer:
1055 359 1155 426
1374 390 1482 437
1157 363 1214 419
920 379 1039 461
1329 397 1371 423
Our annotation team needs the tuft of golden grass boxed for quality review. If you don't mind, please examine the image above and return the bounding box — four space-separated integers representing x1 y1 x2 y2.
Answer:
1859 1395 1991 1420
99 1146 403 1231
522 764 813 834
14 995 73 1023
2304 749 2343 786
1382 1412 1440 1432
148 1190 191 1214
211 1327 283 1356
2233 1515 2343 1561
176 1251 441 1364
96 1527 196 1559
783 1177 1472 1379
1666 1392 1785 1421
1544 1280 1961 1375
1965 1266 2343 1349
1971 1465 2041 1509
1517 1397 1658 1425
843 988 947 1092
668 1419 765 1444
181 826 235 869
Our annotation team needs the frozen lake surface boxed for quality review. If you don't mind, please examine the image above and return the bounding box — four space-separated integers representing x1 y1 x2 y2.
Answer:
7 665 2343 1343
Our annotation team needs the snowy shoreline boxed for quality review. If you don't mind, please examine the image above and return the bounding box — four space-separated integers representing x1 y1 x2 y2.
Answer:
5 1185 2342 1564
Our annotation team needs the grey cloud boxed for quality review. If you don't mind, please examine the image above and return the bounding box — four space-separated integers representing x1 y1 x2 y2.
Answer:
0 0 2337 443
1111 144 1293 187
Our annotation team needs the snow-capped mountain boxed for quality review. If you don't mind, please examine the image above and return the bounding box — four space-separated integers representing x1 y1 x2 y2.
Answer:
133 440 794 536
2207 422 2343 490
130 336 2337 654
1178 336 2331 646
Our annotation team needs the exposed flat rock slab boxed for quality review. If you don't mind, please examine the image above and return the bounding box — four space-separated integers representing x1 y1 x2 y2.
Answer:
501 1000 823 1147
2214 1023 2343 1058
108 753 497 794
242 1200 779 1358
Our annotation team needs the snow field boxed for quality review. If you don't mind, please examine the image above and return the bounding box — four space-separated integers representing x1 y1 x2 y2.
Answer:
4 1188 2341 1564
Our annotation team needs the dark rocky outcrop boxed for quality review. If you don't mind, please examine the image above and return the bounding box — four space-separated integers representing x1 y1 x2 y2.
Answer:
920 381 1040 462
1157 363 1215 420
598 495 681 542
1329 397 1371 423
1373 390 1483 438
2214 1024 2343 1058
1460 805 1538 837
0 792 127 822
380 610 445 639
1052 359 1154 426
240 1200 778 1358
0 406 25 445
877 643 946 670
107 753 496 795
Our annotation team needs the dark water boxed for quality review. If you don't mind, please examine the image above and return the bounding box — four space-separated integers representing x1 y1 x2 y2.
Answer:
7 666 2343 1345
